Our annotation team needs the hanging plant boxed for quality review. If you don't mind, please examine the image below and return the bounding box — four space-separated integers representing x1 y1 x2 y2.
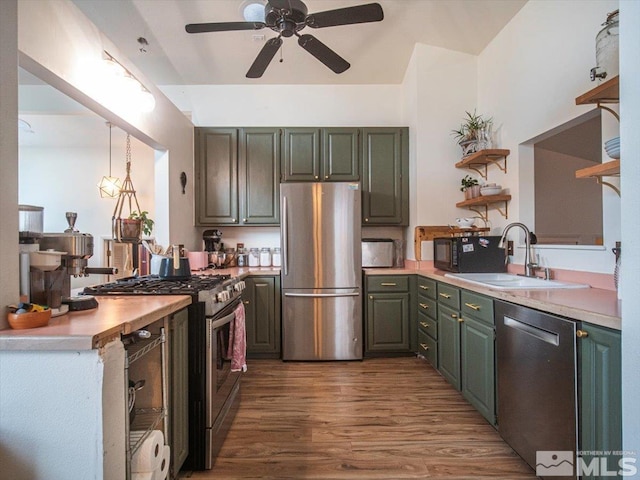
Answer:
112 134 144 243
129 210 154 237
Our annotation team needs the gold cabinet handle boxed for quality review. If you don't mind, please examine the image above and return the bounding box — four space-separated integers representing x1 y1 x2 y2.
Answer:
381 282 397 286
458 317 465 323
465 302 480 311
244 300 250 304
450 313 457 319
439 293 451 299
419 303 428 309
369 295 373 300
365 218 369 222
576 329 589 338
420 343 429 350
420 322 429 328
419 285 429 290
314 175 319 179
243 218 247 222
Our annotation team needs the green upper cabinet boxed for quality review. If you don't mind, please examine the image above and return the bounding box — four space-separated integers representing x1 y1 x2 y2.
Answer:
579 323 622 473
361 127 409 226
322 128 360 181
281 128 321 181
281 128 359 182
239 128 280 224
195 128 238 225
195 127 280 226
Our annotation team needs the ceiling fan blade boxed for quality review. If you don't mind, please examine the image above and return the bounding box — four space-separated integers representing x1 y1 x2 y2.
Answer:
246 37 283 78
297 34 350 74
185 21 265 34
306 3 383 28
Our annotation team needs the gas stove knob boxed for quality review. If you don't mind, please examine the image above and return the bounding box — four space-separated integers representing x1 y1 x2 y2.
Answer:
216 291 229 302
234 281 246 292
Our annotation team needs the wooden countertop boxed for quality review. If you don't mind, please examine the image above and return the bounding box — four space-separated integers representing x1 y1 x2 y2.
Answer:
0 295 192 351
0 267 282 352
364 267 621 331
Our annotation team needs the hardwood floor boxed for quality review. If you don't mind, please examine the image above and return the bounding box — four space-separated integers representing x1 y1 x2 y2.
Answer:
181 357 538 479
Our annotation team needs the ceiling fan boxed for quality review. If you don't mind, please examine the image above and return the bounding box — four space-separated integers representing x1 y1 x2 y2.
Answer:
185 0 384 78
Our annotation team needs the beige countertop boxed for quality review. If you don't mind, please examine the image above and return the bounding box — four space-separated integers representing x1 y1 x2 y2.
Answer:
364 267 621 331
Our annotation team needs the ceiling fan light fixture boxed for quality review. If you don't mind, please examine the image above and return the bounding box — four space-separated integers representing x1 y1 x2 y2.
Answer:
242 1 266 22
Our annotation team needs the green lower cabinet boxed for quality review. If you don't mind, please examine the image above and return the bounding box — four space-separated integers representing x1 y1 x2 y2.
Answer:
244 276 281 358
438 304 461 390
461 316 495 425
417 327 437 367
365 292 410 354
579 323 622 478
169 308 189 477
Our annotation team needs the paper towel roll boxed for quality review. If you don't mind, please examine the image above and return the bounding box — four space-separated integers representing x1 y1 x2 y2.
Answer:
131 430 164 472
132 473 154 480
152 445 170 480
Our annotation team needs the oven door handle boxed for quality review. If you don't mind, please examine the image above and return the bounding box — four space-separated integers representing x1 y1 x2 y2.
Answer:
210 310 236 330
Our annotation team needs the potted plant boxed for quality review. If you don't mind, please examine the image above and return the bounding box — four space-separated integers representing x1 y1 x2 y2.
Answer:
128 210 154 237
460 175 480 200
451 110 493 157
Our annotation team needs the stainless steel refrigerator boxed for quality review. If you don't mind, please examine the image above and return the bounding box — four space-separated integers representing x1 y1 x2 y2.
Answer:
280 182 362 360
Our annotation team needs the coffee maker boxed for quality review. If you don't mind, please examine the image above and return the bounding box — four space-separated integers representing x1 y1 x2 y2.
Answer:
34 212 118 312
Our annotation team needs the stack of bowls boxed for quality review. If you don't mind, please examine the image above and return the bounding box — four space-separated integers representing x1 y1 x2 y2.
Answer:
480 184 502 196
604 136 620 159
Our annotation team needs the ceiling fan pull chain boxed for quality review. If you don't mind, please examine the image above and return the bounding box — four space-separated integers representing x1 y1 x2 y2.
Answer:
279 43 284 63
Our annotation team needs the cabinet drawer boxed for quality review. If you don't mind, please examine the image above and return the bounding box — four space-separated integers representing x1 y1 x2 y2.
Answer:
366 275 409 292
461 290 494 325
416 276 437 300
418 328 437 368
417 310 437 340
437 283 460 310
416 295 437 321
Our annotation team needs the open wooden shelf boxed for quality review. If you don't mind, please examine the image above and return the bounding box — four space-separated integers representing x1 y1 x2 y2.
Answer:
575 159 620 179
455 149 510 179
456 194 511 222
575 75 619 105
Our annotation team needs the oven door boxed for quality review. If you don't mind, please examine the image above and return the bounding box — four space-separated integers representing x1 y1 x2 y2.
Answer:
205 299 242 468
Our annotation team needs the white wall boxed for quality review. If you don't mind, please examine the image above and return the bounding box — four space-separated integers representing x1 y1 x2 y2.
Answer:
0 0 19 330
0 341 126 479
477 0 620 273
620 0 640 454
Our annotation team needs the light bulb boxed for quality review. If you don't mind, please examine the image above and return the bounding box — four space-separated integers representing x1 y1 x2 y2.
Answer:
98 176 122 198
138 89 156 112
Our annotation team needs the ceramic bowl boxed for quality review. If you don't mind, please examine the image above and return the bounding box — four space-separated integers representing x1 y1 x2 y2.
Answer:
455 217 475 228
480 186 502 196
7 309 52 329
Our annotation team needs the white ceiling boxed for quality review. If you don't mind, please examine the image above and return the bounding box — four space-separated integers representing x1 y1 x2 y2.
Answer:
72 0 528 86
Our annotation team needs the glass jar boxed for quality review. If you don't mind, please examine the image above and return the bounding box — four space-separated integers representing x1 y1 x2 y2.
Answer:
248 248 260 267
260 247 272 267
592 10 619 82
237 248 246 267
272 247 281 267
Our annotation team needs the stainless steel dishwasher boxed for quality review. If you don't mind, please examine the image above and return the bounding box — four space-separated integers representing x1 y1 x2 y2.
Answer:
495 300 578 479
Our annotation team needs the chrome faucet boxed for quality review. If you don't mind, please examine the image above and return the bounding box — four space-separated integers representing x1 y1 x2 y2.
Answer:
499 222 538 278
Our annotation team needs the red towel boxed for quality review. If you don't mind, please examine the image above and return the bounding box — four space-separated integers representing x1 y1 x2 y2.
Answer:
227 302 247 372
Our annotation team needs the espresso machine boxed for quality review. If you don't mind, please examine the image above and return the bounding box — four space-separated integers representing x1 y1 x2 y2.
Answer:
35 212 118 312
18 205 44 303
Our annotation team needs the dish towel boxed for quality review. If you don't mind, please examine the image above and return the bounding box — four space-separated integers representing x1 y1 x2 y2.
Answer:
227 302 247 372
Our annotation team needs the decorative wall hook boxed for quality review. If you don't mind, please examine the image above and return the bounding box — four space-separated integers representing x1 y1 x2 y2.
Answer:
180 172 187 194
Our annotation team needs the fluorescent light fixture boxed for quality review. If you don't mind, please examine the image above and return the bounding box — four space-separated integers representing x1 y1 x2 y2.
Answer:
242 1 265 22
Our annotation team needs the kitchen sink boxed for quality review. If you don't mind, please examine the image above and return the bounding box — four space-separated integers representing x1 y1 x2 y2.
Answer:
444 273 590 290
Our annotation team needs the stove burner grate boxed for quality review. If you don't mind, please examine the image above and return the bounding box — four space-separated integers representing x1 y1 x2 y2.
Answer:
83 274 231 296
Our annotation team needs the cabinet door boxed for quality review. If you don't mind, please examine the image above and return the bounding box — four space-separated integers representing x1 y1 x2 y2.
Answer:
281 128 321 181
580 324 622 472
438 304 461 390
239 128 280 225
366 292 410 353
322 128 360 181
361 127 409 225
245 276 281 357
461 315 495 425
195 128 239 225
170 308 189 475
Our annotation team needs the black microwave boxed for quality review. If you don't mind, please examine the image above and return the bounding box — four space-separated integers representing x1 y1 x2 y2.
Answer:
433 236 507 273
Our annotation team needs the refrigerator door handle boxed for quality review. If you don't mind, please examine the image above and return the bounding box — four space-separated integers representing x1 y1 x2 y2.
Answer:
282 195 288 276
284 292 360 298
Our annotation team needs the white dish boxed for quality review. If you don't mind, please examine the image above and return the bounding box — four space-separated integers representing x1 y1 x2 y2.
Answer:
455 217 475 228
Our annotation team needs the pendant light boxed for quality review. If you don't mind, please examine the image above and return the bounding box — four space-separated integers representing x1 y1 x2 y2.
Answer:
98 122 122 198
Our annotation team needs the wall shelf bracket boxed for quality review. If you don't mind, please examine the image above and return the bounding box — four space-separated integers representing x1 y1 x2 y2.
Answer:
596 102 620 121
596 177 621 196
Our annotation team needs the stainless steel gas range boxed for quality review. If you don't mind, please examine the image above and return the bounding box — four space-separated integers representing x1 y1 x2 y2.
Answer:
84 274 246 470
